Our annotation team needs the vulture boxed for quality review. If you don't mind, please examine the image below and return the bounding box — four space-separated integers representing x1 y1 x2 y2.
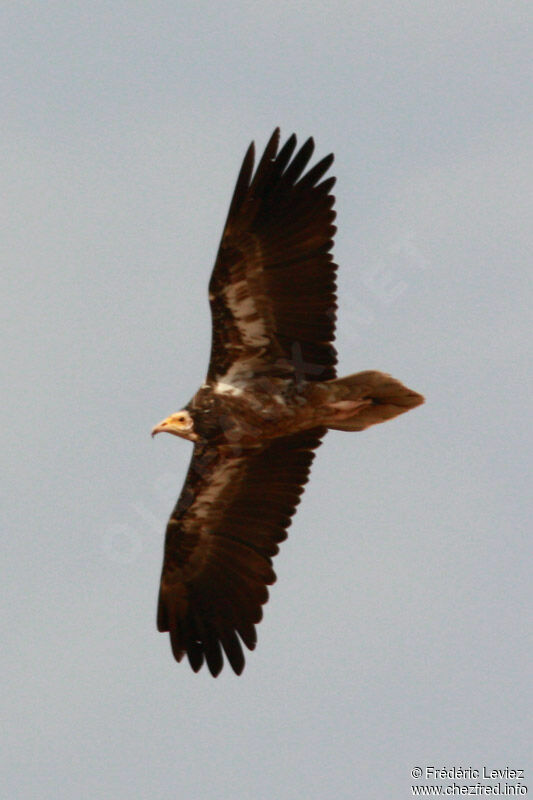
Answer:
151 129 424 675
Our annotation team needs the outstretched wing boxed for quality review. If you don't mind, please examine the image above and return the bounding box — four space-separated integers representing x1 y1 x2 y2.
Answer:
207 128 338 387
157 428 325 676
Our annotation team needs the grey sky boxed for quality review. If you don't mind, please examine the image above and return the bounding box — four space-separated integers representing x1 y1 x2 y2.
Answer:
3 3 531 798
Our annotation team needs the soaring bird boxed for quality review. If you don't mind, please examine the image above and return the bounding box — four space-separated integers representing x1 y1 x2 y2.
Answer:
152 129 424 676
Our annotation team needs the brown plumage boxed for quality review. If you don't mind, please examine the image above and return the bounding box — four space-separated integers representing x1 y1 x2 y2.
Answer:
152 129 424 676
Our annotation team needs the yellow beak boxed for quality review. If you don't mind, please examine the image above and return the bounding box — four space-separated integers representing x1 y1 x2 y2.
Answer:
151 417 175 437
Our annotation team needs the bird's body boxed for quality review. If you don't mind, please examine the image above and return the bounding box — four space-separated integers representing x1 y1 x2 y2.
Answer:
152 129 424 676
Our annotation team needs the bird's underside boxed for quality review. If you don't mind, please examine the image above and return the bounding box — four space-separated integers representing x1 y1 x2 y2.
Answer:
151 129 424 676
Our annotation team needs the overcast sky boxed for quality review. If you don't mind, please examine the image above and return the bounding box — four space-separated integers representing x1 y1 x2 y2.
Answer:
2 3 531 798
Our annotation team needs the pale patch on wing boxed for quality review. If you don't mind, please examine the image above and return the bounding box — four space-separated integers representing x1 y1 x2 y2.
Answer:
212 356 255 391
222 279 270 348
188 456 242 523
181 454 244 565
214 381 244 397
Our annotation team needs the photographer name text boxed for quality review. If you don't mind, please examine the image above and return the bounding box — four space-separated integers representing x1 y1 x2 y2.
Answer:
424 768 524 781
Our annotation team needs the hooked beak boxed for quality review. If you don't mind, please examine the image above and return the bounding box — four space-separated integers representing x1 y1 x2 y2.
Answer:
151 417 174 437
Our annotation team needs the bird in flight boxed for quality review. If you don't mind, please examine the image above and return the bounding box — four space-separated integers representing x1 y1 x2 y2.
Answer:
152 129 424 676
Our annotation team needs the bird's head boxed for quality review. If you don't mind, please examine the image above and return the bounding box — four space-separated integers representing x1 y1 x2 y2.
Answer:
151 409 198 442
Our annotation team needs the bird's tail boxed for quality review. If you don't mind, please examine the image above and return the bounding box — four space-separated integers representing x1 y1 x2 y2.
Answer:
324 371 424 432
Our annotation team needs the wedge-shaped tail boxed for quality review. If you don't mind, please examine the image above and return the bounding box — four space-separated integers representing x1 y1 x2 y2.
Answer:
325 371 424 432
